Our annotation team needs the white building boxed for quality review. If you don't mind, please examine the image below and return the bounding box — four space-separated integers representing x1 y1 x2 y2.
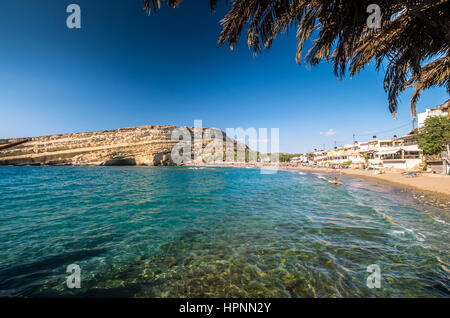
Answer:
379 144 423 170
290 155 308 164
417 101 449 128
312 150 328 165
355 137 423 170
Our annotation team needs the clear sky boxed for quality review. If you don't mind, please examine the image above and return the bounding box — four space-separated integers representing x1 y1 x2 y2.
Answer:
0 0 448 153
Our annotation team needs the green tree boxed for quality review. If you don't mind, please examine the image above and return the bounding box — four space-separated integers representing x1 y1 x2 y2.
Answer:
143 0 449 118
413 116 450 155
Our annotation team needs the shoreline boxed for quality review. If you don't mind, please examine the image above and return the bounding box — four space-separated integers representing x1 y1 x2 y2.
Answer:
287 166 450 207
188 162 450 207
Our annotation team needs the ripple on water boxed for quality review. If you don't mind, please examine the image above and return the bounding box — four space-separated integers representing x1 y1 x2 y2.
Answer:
0 166 448 297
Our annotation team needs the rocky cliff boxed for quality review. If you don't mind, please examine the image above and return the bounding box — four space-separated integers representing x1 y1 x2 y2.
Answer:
0 125 241 166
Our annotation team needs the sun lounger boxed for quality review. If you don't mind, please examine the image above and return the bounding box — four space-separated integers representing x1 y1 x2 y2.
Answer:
405 171 420 177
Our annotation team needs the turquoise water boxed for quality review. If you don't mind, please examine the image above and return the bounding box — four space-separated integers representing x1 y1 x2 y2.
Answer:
0 166 448 297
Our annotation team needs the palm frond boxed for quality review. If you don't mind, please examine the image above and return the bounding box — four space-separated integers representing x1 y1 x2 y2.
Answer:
144 0 450 117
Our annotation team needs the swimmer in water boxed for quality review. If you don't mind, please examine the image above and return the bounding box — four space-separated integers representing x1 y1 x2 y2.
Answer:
333 177 339 185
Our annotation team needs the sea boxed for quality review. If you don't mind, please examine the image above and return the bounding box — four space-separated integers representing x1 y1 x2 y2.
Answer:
0 166 448 297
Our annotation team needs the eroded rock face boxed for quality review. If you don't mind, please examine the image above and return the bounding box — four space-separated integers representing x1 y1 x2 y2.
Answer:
0 125 241 166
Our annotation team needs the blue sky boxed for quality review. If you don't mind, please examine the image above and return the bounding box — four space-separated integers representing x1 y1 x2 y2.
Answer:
0 0 448 153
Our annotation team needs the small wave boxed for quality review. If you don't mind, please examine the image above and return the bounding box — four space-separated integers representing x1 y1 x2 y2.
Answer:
316 175 338 184
403 227 426 242
415 232 426 242
390 227 426 242
377 210 426 242
377 210 397 225
436 256 450 273
431 217 449 225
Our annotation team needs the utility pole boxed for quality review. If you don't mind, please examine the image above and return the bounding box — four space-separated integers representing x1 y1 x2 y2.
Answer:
353 134 355 144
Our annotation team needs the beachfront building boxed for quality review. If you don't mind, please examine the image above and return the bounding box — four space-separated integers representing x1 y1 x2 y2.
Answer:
358 140 382 167
299 133 427 171
325 144 364 167
344 143 365 167
378 144 423 170
417 100 449 128
312 150 328 166
301 151 326 166
354 137 423 170
425 141 450 174
360 136 422 170
326 149 347 166
299 155 309 164
416 101 450 174
290 155 308 164
297 151 324 166
398 134 419 146
443 143 450 174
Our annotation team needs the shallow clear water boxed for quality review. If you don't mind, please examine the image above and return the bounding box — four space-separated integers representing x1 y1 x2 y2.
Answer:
0 166 448 297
